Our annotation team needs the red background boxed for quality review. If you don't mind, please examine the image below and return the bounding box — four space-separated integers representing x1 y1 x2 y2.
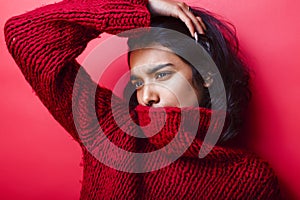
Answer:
1 0 300 199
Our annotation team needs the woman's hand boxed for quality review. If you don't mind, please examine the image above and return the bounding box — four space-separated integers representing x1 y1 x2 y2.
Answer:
147 0 206 36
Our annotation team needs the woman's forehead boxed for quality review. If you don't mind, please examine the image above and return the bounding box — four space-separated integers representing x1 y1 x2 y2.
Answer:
129 46 178 69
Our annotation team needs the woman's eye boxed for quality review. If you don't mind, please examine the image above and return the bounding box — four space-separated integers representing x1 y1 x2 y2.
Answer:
156 72 171 79
132 80 143 89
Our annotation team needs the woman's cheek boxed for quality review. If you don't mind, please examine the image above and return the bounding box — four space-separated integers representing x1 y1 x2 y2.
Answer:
161 79 187 107
166 76 198 107
161 90 180 107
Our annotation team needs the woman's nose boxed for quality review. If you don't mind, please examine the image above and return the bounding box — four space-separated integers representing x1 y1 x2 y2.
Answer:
142 84 160 106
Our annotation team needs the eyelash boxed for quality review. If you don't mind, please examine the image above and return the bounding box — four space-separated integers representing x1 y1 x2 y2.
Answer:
131 71 173 89
155 71 171 79
132 80 143 89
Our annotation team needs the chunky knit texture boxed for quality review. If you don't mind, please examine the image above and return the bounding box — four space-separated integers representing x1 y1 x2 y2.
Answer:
5 0 281 199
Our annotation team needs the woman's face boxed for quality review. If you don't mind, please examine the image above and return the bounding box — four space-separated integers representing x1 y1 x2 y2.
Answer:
129 46 202 108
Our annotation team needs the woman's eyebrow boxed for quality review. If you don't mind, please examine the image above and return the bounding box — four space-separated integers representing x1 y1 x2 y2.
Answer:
130 74 139 81
146 63 174 74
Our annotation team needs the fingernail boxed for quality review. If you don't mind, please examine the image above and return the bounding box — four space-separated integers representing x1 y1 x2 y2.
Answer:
194 32 198 42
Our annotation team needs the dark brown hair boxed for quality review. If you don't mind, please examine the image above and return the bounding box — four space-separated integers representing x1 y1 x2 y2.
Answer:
125 8 251 143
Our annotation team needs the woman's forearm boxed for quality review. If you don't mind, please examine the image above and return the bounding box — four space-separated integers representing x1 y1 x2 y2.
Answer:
4 0 150 141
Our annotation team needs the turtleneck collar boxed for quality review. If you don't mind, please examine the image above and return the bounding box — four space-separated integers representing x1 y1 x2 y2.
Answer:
135 105 228 159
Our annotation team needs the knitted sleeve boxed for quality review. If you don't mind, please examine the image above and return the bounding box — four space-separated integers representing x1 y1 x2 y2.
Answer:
4 0 150 142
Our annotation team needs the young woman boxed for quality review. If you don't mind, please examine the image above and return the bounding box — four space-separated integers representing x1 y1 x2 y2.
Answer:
5 0 281 199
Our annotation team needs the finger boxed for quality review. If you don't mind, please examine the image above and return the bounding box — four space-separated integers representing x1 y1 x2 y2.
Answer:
173 5 194 36
177 10 196 36
183 7 205 34
171 2 195 36
174 3 205 36
196 16 207 31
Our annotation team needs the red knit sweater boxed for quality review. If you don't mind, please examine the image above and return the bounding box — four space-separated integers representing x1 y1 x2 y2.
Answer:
4 0 281 199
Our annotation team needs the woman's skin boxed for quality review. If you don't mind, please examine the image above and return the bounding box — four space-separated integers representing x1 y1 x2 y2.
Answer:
130 46 202 107
148 0 206 36
128 0 206 107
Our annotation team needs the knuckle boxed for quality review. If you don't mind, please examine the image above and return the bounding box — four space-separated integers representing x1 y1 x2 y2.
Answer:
191 17 198 23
